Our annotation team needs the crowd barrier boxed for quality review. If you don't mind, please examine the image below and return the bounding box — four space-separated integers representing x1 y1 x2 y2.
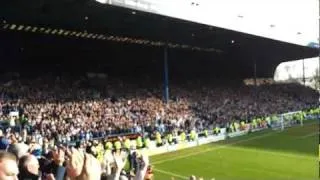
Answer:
58 109 319 148
142 133 227 156
140 128 256 157
2 108 318 151
138 127 249 155
139 113 319 157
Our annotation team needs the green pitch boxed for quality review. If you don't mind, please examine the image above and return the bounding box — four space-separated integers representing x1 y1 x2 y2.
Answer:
151 122 318 180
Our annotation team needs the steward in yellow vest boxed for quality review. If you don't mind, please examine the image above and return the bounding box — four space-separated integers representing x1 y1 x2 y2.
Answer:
190 130 196 141
240 121 245 130
144 137 150 148
252 119 257 129
96 143 104 163
180 132 186 142
105 141 113 151
156 132 162 147
136 136 143 149
204 130 208 137
124 138 131 150
114 140 122 152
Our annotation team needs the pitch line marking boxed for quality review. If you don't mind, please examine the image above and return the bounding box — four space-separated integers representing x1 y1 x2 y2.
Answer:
224 146 314 160
298 132 319 139
241 167 296 178
153 168 188 179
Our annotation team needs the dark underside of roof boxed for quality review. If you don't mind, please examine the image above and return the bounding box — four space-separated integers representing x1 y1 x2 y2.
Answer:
0 0 318 78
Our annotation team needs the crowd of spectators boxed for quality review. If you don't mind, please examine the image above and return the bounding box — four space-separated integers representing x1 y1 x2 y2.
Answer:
0 74 317 180
0 75 317 144
0 143 150 180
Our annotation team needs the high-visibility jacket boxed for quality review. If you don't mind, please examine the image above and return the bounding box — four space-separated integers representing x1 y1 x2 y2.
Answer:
114 141 121 150
124 139 131 149
204 130 208 137
136 136 143 148
156 132 162 144
144 138 150 148
252 119 257 128
96 144 104 162
180 132 186 142
215 127 220 134
105 142 113 150
240 121 245 129
190 130 196 141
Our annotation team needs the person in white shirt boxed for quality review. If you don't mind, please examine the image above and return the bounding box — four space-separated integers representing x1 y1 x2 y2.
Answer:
9 116 15 127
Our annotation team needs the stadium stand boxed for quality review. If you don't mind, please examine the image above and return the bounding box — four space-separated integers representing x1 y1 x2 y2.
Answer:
0 74 317 179
0 1 319 180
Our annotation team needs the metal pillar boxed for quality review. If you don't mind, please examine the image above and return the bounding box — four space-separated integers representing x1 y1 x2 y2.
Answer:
253 58 258 102
317 2 320 178
318 4 320 105
163 46 169 103
302 58 306 86
254 58 257 88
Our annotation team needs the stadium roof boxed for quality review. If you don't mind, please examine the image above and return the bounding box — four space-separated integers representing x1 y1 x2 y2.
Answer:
0 0 318 77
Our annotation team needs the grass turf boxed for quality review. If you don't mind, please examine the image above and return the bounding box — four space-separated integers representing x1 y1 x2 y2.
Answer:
150 121 318 180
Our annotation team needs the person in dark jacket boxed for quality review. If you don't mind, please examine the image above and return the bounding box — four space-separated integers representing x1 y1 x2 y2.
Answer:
18 154 66 180
41 160 66 180
41 147 66 180
0 130 9 150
